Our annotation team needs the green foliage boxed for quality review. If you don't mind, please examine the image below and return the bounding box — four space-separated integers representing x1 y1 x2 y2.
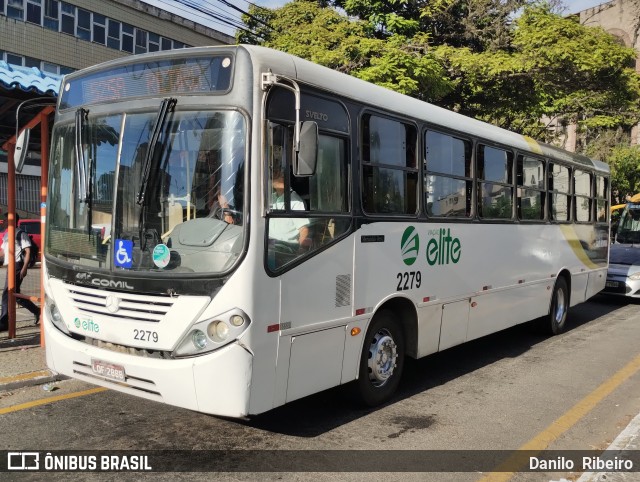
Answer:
605 146 640 202
434 4 640 137
238 0 640 147
239 1 451 101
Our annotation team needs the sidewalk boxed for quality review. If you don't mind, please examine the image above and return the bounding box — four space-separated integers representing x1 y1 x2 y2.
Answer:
0 265 66 391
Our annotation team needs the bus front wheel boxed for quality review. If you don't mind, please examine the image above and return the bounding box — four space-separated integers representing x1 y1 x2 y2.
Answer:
355 310 405 407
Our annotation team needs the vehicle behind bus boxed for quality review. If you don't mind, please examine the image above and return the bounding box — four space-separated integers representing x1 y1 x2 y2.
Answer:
603 194 640 297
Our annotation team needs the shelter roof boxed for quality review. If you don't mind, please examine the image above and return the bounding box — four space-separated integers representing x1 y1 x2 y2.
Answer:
0 62 61 95
0 63 60 154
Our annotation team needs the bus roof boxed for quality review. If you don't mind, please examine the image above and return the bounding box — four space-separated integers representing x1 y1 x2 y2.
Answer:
60 44 609 176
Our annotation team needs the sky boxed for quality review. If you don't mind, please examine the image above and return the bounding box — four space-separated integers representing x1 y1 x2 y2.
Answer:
142 0 613 38
564 0 611 13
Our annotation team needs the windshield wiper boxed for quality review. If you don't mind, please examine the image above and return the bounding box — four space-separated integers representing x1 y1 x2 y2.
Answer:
136 98 177 205
74 108 89 202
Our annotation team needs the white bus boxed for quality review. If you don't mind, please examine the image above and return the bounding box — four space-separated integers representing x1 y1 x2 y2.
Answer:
42 45 609 418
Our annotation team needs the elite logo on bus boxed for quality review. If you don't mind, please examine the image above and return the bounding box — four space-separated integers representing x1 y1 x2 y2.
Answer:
426 228 462 266
401 226 420 266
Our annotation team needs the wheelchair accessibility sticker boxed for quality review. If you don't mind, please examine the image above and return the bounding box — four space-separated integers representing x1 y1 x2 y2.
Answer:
114 239 133 268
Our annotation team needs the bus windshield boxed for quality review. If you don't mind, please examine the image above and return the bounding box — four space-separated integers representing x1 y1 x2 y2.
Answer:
47 108 246 275
616 203 640 244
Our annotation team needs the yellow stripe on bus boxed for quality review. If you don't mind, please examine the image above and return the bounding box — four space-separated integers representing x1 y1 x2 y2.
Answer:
559 225 599 270
522 136 543 155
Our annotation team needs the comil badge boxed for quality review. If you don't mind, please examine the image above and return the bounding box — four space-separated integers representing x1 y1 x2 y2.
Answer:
401 226 420 266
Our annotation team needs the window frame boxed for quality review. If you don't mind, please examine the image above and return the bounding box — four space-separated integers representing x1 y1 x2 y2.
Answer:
548 161 573 223
423 127 474 219
516 154 547 222
595 175 609 225
573 168 593 224
476 143 515 221
360 111 419 217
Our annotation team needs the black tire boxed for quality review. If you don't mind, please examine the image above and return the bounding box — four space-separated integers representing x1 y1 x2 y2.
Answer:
354 309 405 407
545 277 569 335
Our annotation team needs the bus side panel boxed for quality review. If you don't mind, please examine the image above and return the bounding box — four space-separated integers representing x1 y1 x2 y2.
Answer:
438 300 470 351
586 268 607 299
467 281 551 342
570 272 589 306
274 238 354 405
285 327 346 403
416 304 443 358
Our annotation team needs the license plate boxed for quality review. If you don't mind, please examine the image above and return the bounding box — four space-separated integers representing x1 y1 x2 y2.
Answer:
605 281 620 288
91 359 125 382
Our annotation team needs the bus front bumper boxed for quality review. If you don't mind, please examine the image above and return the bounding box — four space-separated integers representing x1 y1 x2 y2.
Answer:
44 317 253 418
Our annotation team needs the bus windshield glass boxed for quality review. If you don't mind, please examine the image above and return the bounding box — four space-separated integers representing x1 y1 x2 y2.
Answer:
47 109 246 275
616 203 640 244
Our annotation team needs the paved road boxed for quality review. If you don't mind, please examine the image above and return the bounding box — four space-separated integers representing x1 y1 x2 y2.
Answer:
1 297 639 482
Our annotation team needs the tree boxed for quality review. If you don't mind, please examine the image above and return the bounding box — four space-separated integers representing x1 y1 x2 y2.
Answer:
434 5 640 138
605 146 640 203
239 0 452 101
238 1 640 143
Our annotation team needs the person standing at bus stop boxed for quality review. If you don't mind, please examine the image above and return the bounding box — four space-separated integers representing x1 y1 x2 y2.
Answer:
0 213 40 332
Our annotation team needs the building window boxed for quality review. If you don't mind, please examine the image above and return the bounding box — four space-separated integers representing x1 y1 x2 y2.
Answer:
161 37 172 50
43 0 58 31
6 52 23 65
122 23 134 53
92 12 105 44
26 0 42 25
7 0 24 20
149 32 160 52
42 62 59 74
76 8 90 41
107 19 120 50
24 56 40 68
135 29 147 54
60 1 74 35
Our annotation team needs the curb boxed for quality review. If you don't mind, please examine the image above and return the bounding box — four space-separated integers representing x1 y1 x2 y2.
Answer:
0 370 69 392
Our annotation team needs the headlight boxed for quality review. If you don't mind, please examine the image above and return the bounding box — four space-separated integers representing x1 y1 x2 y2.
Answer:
629 272 640 281
192 330 208 350
45 294 70 335
208 321 229 342
173 308 251 357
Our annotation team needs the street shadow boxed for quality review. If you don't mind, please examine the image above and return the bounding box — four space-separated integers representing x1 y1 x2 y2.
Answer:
243 299 622 437
0 331 40 350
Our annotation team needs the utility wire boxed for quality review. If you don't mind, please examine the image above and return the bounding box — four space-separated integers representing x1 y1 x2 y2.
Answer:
152 0 251 34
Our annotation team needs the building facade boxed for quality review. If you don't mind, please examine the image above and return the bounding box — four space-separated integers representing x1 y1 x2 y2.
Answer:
0 0 234 217
0 0 233 76
578 0 640 148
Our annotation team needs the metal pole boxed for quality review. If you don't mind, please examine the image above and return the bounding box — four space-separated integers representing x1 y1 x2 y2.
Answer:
7 142 16 339
40 110 49 346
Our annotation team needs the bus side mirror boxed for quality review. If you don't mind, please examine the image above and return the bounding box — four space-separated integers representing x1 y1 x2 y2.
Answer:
294 121 318 177
15 128 30 173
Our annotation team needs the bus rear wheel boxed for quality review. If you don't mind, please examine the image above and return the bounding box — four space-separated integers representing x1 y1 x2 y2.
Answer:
544 277 569 335
355 310 405 407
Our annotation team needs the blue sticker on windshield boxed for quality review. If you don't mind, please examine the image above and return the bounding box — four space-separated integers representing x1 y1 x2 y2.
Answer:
114 239 133 268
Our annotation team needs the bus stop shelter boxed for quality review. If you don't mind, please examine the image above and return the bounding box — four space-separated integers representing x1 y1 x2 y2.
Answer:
0 61 60 342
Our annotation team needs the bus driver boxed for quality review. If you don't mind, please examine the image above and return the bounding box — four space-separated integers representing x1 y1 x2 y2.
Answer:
269 167 310 249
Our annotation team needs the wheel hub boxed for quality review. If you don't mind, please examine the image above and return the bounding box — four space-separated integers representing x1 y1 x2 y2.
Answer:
368 329 398 387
